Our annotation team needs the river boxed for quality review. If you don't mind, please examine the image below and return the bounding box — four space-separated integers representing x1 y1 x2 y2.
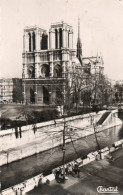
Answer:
1 124 123 190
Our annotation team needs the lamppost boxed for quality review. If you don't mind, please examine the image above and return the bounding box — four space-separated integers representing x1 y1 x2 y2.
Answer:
62 115 66 182
93 123 102 159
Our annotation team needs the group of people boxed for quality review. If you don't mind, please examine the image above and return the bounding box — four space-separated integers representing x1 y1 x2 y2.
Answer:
53 162 80 183
7 163 80 194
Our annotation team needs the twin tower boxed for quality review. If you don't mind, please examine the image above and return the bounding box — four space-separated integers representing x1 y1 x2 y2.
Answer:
22 21 76 104
23 21 73 52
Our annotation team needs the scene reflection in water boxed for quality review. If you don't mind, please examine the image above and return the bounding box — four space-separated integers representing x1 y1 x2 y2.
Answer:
1 124 123 190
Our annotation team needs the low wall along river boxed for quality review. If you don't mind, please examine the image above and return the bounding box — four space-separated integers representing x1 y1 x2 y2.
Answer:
1 136 123 194
0 109 122 166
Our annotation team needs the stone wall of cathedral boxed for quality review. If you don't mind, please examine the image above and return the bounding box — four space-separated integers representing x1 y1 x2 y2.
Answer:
22 22 76 104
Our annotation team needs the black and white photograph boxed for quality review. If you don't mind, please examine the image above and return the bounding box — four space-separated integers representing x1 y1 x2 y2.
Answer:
0 0 123 194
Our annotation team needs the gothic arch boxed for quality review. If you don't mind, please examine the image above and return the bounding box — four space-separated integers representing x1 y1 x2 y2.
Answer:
54 64 62 77
32 32 35 51
68 30 70 48
30 87 35 103
28 32 31 51
59 28 62 48
43 86 49 104
55 29 58 49
28 66 35 78
41 33 48 50
41 64 50 77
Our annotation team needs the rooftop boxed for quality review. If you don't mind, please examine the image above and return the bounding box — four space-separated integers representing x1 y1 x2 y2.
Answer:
51 21 72 29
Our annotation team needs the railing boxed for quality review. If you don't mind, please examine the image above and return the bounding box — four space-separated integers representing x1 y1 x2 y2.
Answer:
23 78 66 85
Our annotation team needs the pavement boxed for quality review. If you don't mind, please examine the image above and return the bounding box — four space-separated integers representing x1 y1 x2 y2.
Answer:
27 147 123 195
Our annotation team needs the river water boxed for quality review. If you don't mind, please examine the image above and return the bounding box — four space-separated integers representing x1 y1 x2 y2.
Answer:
1 124 123 190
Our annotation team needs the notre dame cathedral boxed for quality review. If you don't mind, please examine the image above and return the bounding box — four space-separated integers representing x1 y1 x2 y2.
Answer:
22 20 104 105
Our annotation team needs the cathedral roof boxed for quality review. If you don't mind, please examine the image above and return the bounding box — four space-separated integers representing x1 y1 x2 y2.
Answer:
82 56 103 66
82 58 91 65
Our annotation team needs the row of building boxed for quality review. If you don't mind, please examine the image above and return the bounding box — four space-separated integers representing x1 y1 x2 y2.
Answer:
0 78 22 103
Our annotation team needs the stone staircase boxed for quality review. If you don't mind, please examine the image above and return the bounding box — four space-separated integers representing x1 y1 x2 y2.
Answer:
97 111 111 125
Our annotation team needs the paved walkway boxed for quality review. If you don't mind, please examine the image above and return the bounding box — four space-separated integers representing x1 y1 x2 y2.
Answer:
27 148 123 195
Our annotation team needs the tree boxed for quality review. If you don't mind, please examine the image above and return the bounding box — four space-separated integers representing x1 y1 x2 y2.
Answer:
114 82 123 103
87 73 113 107
64 66 86 113
53 65 92 115
53 63 114 116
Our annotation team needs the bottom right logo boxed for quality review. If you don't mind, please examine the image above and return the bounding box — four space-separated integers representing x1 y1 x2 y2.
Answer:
97 186 118 193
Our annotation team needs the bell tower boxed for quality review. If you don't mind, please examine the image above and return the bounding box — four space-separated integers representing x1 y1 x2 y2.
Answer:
22 22 76 105
49 21 73 49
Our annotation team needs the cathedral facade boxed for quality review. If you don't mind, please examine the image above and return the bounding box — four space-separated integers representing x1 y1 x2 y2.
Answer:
22 20 104 105
22 21 76 104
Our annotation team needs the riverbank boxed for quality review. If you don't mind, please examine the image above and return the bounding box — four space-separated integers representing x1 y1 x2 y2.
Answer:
27 148 123 195
28 147 123 195
0 109 122 166
1 139 123 195
1 123 123 191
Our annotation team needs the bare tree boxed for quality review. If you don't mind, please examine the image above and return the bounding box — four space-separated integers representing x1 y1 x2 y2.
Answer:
53 64 114 116
86 73 113 107
114 82 123 103
53 65 91 115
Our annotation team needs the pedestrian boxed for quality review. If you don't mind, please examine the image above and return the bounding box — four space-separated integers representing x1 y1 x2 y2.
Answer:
77 167 80 177
34 176 39 187
20 187 25 195
55 168 61 183
38 175 43 187
60 167 64 176
65 165 69 175
73 163 78 174
72 162 75 170
68 164 72 175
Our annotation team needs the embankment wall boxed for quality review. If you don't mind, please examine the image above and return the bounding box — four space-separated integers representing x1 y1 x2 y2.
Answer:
0 111 105 152
0 109 122 166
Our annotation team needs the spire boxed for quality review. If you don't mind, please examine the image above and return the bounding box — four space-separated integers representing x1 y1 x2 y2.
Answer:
78 17 80 39
77 17 82 65
96 52 99 63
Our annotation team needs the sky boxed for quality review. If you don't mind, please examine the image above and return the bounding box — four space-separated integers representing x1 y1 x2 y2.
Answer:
0 0 123 80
